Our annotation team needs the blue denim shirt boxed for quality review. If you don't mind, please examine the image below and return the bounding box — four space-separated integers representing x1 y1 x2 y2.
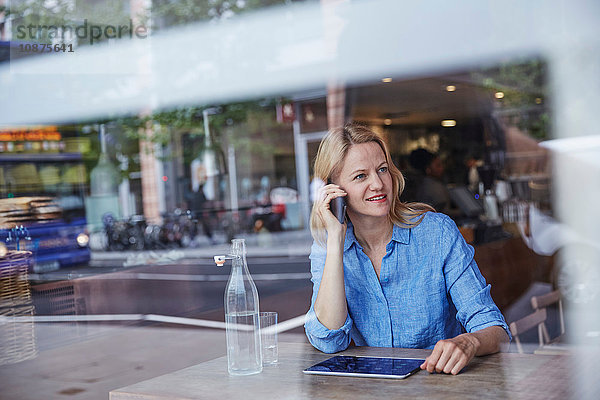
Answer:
304 212 511 353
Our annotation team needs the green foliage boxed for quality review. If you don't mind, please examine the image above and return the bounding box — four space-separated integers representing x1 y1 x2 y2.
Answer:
7 0 76 43
7 0 301 44
114 99 282 166
151 0 295 28
7 0 138 45
227 100 281 155
115 106 206 146
8 0 294 177
73 0 134 27
68 122 139 183
473 59 550 140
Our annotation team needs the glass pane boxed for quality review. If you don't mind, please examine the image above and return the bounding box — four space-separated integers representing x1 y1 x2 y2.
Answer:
1 0 598 398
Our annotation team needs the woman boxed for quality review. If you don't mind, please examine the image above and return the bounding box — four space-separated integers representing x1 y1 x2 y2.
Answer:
304 124 510 375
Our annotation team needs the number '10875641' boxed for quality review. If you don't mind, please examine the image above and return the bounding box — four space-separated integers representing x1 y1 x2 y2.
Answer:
18 43 74 53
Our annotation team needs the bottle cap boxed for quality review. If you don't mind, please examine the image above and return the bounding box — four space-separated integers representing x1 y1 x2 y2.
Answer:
214 255 226 266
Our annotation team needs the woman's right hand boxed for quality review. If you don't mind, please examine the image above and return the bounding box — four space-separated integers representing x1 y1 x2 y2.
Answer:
315 183 347 239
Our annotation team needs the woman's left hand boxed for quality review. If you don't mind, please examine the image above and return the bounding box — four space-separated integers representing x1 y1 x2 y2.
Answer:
420 333 481 375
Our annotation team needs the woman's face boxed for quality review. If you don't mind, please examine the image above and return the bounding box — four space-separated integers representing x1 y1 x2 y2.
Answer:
336 142 393 221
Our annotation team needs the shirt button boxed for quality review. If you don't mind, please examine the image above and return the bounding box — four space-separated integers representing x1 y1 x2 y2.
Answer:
382 277 388 283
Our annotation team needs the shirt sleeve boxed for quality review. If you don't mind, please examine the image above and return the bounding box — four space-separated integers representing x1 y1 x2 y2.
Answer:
441 216 512 341
304 241 353 353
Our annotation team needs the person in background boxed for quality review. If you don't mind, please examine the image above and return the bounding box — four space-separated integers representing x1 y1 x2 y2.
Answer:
464 155 483 193
409 148 452 214
191 183 214 243
253 218 272 247
305 124 510 375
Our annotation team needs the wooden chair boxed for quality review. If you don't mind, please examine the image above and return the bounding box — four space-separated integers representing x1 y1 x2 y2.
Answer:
509 308 547 354
530 290 565 345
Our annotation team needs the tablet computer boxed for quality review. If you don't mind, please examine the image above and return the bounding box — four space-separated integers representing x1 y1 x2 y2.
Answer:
448 185 484 218
303 355 425 379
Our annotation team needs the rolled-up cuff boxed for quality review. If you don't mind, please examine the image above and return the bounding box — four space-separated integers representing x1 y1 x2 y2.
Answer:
304 310 353 353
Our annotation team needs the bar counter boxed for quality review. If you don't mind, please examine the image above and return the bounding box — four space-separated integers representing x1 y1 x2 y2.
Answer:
110 342 572 399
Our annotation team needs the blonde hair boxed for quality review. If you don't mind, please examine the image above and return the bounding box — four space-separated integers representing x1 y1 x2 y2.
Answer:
310 123 434 246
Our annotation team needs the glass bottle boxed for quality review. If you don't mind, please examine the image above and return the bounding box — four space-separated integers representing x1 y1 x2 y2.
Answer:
217 239 262 375
90 124 119 197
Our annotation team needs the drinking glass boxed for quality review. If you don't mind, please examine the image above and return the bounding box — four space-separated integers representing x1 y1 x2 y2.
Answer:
260 312 278 365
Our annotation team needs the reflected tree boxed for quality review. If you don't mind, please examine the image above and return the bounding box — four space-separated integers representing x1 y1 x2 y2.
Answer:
473 59 550 140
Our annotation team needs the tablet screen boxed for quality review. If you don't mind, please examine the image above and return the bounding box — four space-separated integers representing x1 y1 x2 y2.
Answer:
303 356 425 379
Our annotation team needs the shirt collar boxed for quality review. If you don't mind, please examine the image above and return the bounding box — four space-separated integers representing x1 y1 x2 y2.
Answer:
391 223 411 245
344 220 410 251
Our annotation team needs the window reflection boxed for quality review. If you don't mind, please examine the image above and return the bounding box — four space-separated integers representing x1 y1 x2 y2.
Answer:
0 0 598 397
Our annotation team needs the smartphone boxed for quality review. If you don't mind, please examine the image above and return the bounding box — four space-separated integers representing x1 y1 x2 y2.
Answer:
327 179 346 224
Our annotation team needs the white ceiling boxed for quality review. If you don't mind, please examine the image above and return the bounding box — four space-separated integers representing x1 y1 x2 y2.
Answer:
349 74 496 127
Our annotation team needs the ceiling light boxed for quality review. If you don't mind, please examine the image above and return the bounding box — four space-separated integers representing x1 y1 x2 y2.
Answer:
495 91 505 99
384 119 392 125
381 77 392 83
441 120 456 127
445 85 456 92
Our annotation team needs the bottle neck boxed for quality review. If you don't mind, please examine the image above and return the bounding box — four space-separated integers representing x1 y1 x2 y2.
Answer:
231 256 244 273
231 239 246 255
230 239 248 274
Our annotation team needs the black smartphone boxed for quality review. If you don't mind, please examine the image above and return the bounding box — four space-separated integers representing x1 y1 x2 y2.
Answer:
327 179 346 224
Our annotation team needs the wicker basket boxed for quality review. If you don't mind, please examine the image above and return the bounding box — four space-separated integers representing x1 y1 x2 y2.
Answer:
0 251 33 308
0 251 37 365
0 304 37 365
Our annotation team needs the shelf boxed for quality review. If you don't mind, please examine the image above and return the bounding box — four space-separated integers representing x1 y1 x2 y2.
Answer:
0 153 83 162
505 174 550 182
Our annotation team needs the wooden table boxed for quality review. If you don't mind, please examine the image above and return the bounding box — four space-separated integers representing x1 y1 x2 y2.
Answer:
110 343 573 400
